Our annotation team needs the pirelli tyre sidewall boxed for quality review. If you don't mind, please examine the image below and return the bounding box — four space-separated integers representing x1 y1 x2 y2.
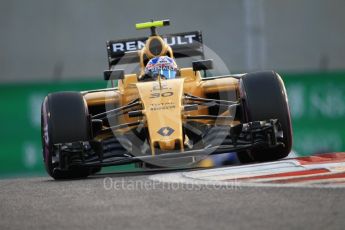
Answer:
41 92 91 179
238 71 293 162
41 96 54 177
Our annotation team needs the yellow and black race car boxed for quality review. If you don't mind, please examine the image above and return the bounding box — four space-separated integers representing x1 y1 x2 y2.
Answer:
41 20 292 179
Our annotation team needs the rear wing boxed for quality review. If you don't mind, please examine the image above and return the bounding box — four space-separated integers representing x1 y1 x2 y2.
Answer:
106 31 204 68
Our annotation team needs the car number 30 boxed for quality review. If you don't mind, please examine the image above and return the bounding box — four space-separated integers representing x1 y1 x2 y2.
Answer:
150 92 174 98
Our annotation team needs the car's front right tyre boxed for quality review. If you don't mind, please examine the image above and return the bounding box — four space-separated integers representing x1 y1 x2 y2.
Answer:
41 92 92 180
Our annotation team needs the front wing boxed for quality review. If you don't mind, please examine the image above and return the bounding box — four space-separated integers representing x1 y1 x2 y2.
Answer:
52 119 284 173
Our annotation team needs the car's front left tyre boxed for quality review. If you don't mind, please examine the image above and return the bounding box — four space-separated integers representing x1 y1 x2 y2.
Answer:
237 71 293 163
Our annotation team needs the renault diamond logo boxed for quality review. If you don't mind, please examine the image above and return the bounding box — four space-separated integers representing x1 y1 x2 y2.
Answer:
157 127 174 137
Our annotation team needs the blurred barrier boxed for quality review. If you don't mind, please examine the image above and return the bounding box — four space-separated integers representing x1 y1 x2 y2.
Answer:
284 72 345 156
0 72 344 177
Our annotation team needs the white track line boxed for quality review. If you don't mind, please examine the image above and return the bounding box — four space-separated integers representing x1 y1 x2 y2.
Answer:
149 159 345 189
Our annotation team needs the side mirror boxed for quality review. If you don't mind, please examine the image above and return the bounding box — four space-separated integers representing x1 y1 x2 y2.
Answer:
104 69 125 81
192 59 213 71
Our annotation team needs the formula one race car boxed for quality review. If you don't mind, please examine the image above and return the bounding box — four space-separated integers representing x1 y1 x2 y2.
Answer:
41 20 292 179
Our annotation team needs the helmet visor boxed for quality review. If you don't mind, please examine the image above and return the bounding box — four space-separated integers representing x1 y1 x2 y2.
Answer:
148 68 177 80
159 69 177 79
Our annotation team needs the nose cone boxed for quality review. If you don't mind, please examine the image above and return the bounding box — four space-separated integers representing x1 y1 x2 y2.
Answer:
136 78 185 154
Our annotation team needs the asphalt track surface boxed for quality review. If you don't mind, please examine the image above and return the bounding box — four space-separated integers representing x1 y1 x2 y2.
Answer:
0 169 344 230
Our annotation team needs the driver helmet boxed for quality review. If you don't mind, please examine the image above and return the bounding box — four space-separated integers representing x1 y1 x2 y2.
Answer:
144 56 178 80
